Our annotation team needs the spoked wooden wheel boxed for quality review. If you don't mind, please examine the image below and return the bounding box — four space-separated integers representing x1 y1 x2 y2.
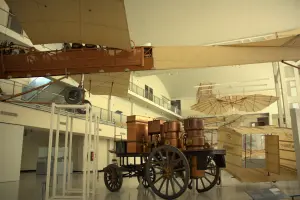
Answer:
104 164 123 192
137 166 156 188
195 156 220 193
146 145 190 199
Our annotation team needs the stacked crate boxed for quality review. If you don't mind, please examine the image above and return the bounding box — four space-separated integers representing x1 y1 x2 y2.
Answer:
164 121 181 147
148 120 165 149
184 118 205 150
184 117 205 178
126 115 152 153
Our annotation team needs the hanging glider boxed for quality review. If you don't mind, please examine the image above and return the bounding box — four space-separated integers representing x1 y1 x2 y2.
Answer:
1 34 300 79
4 0 131 49
153 35 300 70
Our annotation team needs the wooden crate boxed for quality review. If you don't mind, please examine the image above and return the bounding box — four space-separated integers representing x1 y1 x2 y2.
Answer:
127 122 148 153
148 120 165 133
127 115 152 123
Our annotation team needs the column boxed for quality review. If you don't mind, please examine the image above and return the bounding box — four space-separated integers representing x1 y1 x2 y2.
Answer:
290 108 300 181
279 64 291 128
0 123 24 182
272 62 284 127
130 101 134 115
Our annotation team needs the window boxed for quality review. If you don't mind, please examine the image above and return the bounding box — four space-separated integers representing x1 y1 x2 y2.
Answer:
171 100 181 114
287 80 297 97
145 85 153 101
284 66 295 78
7 10 23 34
289 103 300 109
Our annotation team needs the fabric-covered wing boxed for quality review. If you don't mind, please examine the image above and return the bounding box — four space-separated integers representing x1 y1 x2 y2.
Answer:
5 0 131 49
71 72 130 97
153 35 300 70
191 97 232 115
232 94 278 112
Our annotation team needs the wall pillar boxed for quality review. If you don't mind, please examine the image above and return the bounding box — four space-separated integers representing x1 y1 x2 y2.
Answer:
272 62 284 127
290 108 300 181
130 101 134 115
107 95 112 121
0 123 24 182
279 64 291 128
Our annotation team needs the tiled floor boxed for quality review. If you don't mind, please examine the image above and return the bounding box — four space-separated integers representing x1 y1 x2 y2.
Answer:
1 171 300 200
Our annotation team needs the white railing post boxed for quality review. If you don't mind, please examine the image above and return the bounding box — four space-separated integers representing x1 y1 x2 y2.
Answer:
52 108 61 197
67 117 73 190
45 103 55 200
62 114 69 196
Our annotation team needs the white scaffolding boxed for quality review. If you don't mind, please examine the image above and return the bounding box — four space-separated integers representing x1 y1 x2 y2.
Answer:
45 103 100 200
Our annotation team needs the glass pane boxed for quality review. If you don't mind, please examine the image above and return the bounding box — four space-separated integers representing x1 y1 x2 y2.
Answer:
291 87 297 97
284 66 295 78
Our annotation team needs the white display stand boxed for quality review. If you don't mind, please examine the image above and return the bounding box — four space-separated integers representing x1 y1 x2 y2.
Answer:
36 147 73 175
45 103 100 200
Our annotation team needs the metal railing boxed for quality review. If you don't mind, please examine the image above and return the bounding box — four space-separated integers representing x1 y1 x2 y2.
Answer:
0 7 25 36
129 82 181 115
0 79 128 127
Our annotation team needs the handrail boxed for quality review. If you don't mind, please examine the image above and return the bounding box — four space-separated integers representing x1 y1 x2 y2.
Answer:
0 79 128 127
128 82 181 115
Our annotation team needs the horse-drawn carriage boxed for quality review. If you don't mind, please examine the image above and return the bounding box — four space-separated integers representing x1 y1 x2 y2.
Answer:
103 116 226 199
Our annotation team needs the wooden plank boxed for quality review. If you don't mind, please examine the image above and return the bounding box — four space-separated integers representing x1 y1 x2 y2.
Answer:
226 153 242 167
280 159 297 170
265 135 280 174
219 142 243 155
226 163 297 182
279 141 295 151
218 130 242 145
280 150 296 161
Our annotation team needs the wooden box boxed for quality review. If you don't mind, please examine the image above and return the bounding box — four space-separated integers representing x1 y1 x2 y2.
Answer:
127 115 152 123
148 120 165 133
127 122 148 153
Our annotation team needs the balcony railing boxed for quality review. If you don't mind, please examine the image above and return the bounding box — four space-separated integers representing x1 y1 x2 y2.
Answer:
129 82 181 115
0 8 25 37
0 79 128 127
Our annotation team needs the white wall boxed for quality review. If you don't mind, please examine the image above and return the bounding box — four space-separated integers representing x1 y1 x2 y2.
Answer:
132 73 171 99
0 0 9 27
0 123 24 182
20 129 110 172
0 102 127 138
132 102 164 118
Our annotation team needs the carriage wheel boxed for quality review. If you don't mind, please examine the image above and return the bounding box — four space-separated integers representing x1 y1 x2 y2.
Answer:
146 145 190 199
196 156 220 193
104 164 123 192
138 166 156 188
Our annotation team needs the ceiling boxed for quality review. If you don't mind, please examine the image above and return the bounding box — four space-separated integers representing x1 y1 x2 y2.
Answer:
125 0 300 46
136 63 276 99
